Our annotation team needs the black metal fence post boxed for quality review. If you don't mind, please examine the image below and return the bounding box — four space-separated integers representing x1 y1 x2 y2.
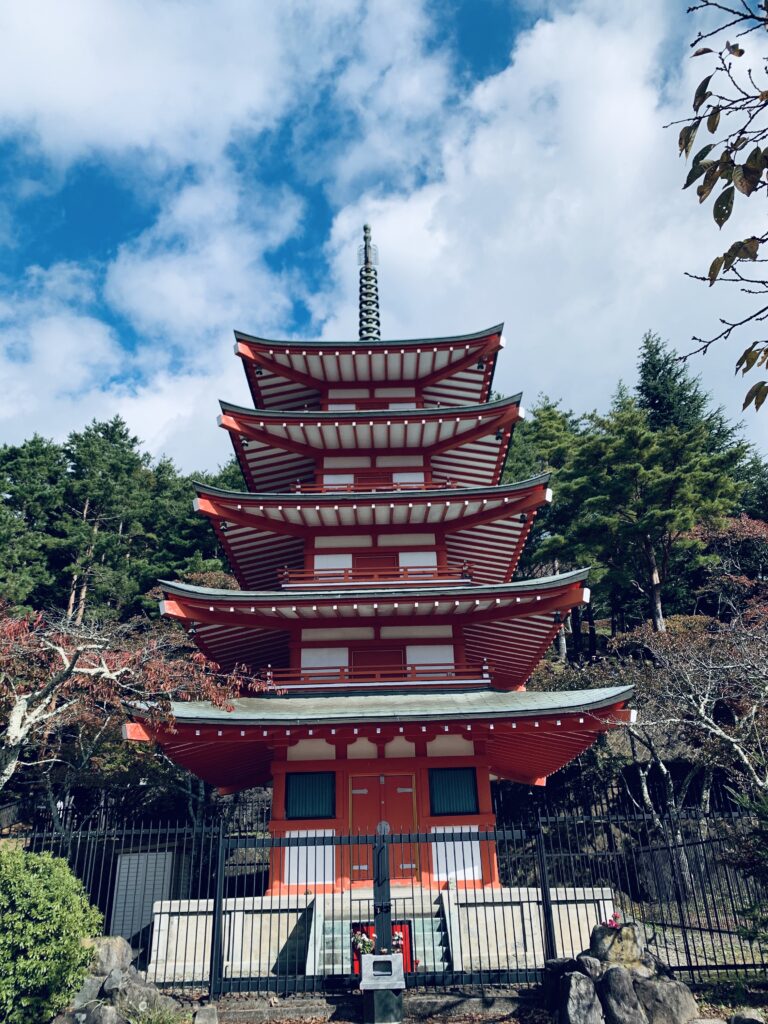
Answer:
535 819 558 962
208 821 227 999
373 829 392 952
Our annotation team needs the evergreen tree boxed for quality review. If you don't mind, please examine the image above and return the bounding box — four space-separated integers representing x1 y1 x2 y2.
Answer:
0 436 69 610
636 331 739 453
551 389 744 631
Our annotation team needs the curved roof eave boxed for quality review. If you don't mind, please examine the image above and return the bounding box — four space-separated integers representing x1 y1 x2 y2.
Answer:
218 392 523 420
154 684 634 725
158 567 590 602
191 472 551 504
234 324 505 350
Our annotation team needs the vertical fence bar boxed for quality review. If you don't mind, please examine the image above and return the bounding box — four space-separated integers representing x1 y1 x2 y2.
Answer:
208 821 227 999
534 818 557 962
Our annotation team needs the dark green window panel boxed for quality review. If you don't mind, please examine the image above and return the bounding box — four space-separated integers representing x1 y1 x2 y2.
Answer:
428 767 479 816
285 771 336 820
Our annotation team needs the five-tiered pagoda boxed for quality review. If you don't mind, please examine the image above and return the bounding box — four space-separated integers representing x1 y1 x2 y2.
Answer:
129 226 632 888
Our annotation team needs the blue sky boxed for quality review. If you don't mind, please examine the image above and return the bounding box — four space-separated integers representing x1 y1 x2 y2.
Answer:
1 0 765 470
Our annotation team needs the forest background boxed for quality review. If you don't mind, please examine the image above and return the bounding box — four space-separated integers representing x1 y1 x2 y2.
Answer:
1 332 767 828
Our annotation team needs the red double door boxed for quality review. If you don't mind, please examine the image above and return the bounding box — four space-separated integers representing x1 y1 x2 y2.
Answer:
349 773 418 881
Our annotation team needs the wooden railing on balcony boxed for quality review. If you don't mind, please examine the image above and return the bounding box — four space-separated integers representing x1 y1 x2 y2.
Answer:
292 474 459 493
278 564 474 586
262 661 491 690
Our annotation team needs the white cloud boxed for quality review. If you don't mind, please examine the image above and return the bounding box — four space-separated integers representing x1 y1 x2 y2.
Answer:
105 166 302 354
316 1 768 452
0 0 360 166
2 0 766 472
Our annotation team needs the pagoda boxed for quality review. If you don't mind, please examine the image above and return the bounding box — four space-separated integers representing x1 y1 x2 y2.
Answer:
129 226 632 890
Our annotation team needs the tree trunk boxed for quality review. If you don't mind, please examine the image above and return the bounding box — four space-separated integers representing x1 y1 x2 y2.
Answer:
555 624 567 662
0 697 27 793
586 602 597 658
67 498 90 623
74 521 99 626
644 535 666 632
571 607 583 660
66 573 79 621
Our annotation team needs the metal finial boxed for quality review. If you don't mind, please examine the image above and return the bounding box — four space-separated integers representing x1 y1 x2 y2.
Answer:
357 224 381 341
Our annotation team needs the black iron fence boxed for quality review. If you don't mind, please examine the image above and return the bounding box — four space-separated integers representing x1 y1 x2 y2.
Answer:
2 806 765 997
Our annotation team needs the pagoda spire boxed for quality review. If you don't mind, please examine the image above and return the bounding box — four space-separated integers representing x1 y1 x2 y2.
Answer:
358 223 381 340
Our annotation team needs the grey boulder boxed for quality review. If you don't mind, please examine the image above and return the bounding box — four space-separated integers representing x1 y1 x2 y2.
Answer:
560 971 605 1024
113 976 178 1017
101 968 125 996
87 937 133 975
72 975 104 1010
578 955 605 982
195 1007 219 1023
85 1006 126 1024
591 924 647 965
598 966 649 1024
633 976 699 1024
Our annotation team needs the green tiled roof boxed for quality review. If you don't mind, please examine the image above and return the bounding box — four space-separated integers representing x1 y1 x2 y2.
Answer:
160 686 633 726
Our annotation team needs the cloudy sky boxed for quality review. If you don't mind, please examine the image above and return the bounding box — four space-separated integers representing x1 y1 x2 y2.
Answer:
1 0 765 471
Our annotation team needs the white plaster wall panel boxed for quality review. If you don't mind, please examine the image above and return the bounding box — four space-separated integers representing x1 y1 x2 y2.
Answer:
399 551 438 568
377 455 424 467
300 647 349 668
322 473 355 485
314 553 353 571
426 735 475 756
323 456 371 468
285 830 335 885
431 826 481 882
379 533 435 547
287 739 336 761
374 388 415 398
316 535 373 548
301 627 375 641
381 625 453 639
385 737 417 758
406 644 455 665
347 738 378 759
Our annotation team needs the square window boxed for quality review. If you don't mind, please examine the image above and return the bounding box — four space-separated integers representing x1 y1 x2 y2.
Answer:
428 767 478 816
285 771 336 820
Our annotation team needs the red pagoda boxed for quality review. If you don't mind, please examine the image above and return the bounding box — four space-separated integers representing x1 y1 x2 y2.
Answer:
131 226 632 891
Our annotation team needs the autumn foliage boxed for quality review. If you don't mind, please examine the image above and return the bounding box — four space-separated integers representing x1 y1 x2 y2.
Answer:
0 606 257 795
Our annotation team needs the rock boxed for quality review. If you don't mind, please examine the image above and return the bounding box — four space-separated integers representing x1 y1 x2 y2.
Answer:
728 1014 765 1024
560 971 605 1024
85 1006 125 1024
113 976 158 1016
633 976 699 1024
578 954 605 981
543 958 581 1012
598 965 649 1024
87 936 133 975
101 968 125 996
73 975 105 1010
591 924 647 965
195 1007 219 1023
113 975 179 1018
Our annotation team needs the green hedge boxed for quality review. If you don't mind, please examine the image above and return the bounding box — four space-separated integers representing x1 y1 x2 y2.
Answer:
0 847 102 1024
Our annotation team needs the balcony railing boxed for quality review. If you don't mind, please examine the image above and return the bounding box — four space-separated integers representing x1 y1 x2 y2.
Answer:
292 474 459 493
278 563 474 587
262 661 491 690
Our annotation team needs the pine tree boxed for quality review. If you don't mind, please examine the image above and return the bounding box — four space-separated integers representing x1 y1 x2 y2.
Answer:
0 436 69 610
552 390 744 631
